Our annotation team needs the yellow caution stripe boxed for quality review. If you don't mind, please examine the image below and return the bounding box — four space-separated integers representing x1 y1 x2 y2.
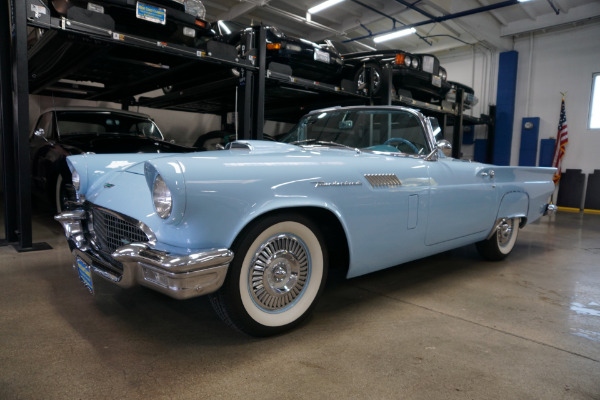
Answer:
583 209 600 215
557 206 581 213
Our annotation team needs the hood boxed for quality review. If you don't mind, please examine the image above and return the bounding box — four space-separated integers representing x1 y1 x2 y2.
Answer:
59 133 194 154
66 153 181 198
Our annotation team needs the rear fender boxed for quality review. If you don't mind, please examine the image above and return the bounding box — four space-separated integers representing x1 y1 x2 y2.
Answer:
496 191 529 227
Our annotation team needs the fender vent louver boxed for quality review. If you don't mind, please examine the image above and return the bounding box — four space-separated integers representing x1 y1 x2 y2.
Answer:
365 174 402 188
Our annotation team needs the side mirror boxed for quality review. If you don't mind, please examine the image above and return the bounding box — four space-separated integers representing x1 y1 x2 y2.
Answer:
425 139 452 161
437 139 452 155
338 120 353 130
34 128 51 144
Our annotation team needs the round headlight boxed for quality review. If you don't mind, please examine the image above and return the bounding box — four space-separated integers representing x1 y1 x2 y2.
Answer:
411 57 419 69
403 55 411 67
71 169 80 191
153 175 172 219
184 0 206 19
440 68 447 81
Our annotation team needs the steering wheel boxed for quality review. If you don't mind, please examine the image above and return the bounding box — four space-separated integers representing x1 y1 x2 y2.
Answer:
383 137 419 154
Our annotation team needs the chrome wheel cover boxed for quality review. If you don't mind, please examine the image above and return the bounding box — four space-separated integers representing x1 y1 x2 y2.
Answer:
248 234 310 312
497 219 515 248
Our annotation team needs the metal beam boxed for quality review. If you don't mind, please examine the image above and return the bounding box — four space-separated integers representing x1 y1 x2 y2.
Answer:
1 0 18 244
6 0 51 252
344 0 522 43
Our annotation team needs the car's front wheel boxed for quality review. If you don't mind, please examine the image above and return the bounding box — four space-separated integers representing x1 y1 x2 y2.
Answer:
476 217 520 261
210 214 328 336
55 173 73 213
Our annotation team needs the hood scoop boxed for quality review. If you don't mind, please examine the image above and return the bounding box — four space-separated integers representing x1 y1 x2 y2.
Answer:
226 140 301 154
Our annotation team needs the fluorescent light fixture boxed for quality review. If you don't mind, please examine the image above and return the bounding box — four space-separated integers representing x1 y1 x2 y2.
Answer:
308 0 345 14
518 0 533 2
373 27 416 43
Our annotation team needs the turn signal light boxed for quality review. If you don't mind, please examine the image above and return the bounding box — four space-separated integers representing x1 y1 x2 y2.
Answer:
195 19 206 28
267 43 282 50
395 53 406 65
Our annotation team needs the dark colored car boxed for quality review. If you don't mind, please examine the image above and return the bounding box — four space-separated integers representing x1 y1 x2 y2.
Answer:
338 46 450 102
30 107 193 212
215 21 344 84
446 81 479 109
45 0 214 47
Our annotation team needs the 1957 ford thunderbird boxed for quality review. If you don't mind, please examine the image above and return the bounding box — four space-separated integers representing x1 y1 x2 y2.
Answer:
55 106 557 336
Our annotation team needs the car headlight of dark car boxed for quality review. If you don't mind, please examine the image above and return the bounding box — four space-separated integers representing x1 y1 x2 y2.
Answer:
285 43 302 52
269 26 285 38
440 67 447 81
153 174 173 219
411 57 419 69
183 0 206 19
404 55 412 67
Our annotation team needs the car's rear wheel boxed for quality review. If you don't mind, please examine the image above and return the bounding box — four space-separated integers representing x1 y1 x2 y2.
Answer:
476 218 520 261
210 213 328 336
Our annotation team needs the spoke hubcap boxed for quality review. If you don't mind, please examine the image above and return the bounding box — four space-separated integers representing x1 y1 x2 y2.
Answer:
249 234 310 312
497 219 514 247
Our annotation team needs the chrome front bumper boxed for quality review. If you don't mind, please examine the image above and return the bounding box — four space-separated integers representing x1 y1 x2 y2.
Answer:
55 210 233 300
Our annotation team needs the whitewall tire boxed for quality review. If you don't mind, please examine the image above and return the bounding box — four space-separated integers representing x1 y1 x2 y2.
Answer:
210 213 328 336
476 217 520 261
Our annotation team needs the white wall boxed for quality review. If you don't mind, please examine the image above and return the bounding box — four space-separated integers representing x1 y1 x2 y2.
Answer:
512 22 600 174
438 21 600 174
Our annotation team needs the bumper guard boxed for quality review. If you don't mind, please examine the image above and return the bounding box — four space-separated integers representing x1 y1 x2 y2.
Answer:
55 210 233 300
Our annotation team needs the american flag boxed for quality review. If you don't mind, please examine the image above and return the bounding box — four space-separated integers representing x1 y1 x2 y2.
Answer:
552 96 568 184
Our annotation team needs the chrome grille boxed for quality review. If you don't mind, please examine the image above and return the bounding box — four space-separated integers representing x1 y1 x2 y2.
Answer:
90 206 149 253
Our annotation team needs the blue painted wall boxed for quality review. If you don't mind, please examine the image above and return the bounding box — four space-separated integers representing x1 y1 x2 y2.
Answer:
494 51 519 166
539 139 556 167
518 117 540 166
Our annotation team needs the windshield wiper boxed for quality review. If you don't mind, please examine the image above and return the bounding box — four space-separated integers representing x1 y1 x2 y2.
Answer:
290 139 360 152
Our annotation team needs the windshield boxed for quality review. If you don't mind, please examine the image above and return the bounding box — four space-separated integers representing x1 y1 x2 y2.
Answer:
329 40 374 55
55 111 163 139
280 109 430 155
217 20 248 36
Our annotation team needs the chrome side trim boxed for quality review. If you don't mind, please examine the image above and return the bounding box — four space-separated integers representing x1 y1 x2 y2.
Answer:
364 174 402 188
486 218 506 240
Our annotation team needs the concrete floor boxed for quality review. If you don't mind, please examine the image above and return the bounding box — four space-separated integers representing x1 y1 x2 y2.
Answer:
1 209 599 399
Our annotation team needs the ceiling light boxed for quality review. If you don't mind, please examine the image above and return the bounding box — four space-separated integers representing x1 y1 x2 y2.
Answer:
373 27 416 43
308 0 345 14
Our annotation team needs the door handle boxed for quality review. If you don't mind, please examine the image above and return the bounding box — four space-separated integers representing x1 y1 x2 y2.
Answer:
480 170 495 178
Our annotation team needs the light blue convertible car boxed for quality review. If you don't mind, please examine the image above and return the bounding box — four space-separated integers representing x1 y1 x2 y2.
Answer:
56 105 557 336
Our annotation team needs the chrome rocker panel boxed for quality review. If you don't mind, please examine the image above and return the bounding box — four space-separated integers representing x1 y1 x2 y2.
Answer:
55 210 233 300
